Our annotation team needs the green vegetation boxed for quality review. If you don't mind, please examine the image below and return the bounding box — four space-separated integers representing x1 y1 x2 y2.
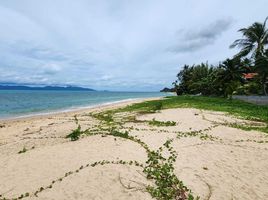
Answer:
85 128 150 152
148 118 176 127
93 111 115 124
231 17 268 95
123 96 268 121
66 125 82 141
151 102 163 112
87 95 268 133
144 139 197 200
121 96 268 133
171 17 268 97
176 125 219 140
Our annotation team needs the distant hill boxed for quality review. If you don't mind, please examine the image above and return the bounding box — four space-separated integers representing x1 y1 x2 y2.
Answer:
0 85 96 91
160 87 175 92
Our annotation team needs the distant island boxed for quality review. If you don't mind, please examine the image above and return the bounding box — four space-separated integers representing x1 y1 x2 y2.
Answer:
160 87 175 92
0 85 96 91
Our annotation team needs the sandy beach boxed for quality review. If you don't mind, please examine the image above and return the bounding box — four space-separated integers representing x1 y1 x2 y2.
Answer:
1 98 268 200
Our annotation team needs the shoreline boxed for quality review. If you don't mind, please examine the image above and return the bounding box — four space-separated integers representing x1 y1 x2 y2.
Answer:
0 97 162 123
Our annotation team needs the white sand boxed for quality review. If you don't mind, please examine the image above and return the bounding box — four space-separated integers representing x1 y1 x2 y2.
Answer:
0 100 268 200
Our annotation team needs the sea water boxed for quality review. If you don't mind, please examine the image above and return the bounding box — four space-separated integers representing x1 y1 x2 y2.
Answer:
0 90 171 119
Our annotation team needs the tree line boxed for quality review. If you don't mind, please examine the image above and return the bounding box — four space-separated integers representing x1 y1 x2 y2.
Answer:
171 17 268 98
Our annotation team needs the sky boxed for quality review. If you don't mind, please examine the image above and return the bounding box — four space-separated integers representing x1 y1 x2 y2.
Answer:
0 0 267 91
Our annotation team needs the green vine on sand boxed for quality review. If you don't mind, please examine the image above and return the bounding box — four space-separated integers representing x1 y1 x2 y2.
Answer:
144 139 198 200
148 118 176 127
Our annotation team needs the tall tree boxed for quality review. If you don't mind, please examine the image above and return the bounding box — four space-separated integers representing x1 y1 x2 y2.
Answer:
230 17 268 95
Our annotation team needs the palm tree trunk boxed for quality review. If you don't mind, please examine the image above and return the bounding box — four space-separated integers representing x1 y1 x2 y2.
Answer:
262 75 267 96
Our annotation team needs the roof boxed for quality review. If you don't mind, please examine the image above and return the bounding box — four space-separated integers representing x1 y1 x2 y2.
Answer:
243 73 258 79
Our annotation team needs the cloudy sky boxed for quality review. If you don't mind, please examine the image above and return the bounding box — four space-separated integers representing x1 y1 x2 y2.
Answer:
0 0 267 91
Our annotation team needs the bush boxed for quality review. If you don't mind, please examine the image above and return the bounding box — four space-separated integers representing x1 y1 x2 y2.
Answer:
235 82 262 95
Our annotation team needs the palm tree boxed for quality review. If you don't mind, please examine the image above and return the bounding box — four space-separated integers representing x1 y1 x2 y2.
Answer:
218 58 245 98
230 17 268 95
230 17 268 59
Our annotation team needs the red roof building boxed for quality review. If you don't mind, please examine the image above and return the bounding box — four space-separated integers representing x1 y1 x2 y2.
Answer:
243 73 258 79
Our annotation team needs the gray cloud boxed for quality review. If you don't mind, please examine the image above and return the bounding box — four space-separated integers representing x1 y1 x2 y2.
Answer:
170 18 233 53
8 41 68 61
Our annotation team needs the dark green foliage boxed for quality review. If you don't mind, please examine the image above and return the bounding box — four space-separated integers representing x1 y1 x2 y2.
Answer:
66 125 82 141
175 63 220 95
255 49 268 95
230 17 268 95
174 63 223 96
217 58 246 98
230 17 268 60
173 59 249 98
235 82 263 95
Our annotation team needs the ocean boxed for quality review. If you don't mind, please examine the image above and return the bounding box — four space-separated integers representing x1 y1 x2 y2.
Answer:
0 90 170 119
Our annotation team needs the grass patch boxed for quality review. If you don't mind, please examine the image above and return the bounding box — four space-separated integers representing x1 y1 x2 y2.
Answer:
168 96 268 122
116 96 268 133
92 111 115 124
118 101 163 114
